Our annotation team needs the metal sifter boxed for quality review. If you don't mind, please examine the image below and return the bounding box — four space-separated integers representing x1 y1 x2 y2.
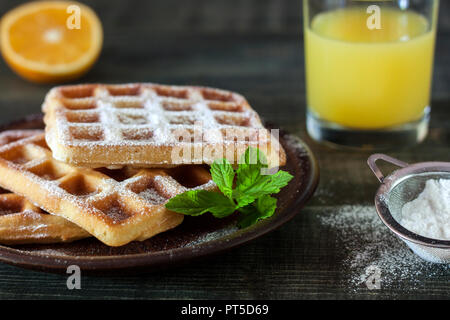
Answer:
368 154 450 264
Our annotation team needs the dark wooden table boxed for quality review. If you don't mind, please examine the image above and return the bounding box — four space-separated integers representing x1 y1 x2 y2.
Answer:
0 0 448 299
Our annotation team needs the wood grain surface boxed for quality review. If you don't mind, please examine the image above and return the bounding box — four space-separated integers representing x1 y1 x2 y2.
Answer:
0 0 448 299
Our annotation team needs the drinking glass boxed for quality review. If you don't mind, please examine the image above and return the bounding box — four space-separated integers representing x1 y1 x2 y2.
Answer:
304 0 439 148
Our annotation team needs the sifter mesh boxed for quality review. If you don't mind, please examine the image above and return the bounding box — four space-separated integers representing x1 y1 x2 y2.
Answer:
388 172 450 222
368 154 450 264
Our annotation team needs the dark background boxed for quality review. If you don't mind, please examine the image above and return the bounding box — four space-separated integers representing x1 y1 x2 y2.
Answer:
0 0 449 299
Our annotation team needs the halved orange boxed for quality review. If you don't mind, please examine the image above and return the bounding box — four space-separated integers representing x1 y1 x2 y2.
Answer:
0 1 103 83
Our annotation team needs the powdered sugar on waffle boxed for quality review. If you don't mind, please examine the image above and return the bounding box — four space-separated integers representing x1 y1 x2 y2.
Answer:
41 84 288 169
47 84 261 147
138 189 167 204
0 131 218 245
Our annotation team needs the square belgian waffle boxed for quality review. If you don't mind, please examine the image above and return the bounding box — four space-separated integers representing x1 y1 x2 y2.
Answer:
0 130 90 244
0 132 216 246
42 83 286 168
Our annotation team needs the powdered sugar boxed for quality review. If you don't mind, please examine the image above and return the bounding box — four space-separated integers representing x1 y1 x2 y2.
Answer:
0 132 217 245
400 179 450 240
317 205 450 291
138 189 167 204
282 133 310 158
49 84 262 147
183 225 239 248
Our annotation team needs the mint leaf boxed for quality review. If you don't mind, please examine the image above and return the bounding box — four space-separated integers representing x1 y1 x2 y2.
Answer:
236 147 268 188
166 190 236 218
245 170 293 195
234 170 293 207
210 158 234 200
238 195 277 228
240 146 268 166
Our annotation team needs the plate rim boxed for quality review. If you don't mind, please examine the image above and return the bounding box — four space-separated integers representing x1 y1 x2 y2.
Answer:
0 114 320 273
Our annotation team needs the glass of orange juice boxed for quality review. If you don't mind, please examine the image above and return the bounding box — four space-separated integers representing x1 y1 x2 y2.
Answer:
304 0 439 148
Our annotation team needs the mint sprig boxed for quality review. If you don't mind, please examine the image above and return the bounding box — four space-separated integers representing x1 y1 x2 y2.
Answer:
165 147 293 228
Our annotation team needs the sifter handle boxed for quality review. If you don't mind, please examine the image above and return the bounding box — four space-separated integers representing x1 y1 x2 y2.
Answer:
367 154 409 183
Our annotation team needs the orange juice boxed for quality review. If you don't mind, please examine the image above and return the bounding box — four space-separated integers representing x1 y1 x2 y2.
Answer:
305 7 437 129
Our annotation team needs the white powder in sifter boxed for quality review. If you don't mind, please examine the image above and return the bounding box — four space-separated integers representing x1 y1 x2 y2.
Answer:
400 179 450 240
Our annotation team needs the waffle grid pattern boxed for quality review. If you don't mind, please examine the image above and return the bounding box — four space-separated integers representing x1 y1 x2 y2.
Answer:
47 83 265 145
43 83 285 168
0 132 216 246
0 131 90 244
0 191 90 244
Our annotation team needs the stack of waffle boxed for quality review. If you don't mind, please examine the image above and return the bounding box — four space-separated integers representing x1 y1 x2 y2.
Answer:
0 83 286 246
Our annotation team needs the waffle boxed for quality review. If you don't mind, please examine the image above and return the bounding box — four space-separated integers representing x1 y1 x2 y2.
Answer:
42 83 286 168
0 190 91 244
0 130 42 145
0 131 90 244
0 132 216 246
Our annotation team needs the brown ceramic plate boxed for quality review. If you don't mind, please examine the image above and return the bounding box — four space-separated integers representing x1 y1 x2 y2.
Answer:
0 114 319 274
